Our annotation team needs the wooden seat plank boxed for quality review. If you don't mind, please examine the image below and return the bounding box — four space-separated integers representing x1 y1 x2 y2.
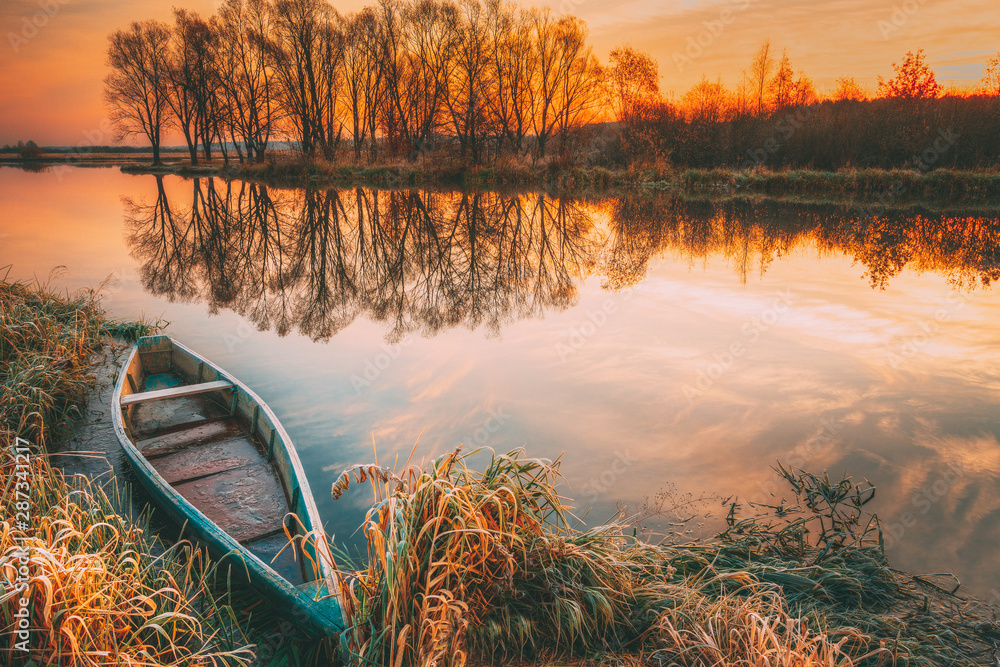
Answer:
131 395 232 438
122 380 234 407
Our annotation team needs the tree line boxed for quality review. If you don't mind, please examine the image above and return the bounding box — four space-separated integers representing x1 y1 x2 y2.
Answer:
616 47 1000 169
105 0 603 165
105 0 1000 170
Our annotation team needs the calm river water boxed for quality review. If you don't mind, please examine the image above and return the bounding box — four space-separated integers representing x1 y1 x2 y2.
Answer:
3 166 999 597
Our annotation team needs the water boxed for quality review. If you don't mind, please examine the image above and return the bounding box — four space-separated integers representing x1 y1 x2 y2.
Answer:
3 165 999 596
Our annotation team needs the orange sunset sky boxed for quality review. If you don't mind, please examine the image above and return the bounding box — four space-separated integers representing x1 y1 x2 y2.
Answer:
1 0 998 146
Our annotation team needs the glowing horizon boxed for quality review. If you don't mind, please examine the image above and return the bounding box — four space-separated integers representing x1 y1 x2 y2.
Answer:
0 0 997 146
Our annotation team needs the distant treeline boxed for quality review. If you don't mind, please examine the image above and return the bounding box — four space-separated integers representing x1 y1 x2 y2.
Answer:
103 0 1000 172
616 95 1000 171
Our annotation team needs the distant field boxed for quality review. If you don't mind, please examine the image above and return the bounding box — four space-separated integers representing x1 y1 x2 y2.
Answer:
0 151 185 165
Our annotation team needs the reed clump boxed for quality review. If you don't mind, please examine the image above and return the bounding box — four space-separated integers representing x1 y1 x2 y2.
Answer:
0 270 162 448
333 449 994 667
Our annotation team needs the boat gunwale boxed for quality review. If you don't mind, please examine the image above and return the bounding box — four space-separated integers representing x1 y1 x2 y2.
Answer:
111 336 344 634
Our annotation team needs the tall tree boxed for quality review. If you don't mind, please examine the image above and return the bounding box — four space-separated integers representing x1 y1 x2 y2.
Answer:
769 50 794 109
877 49 941 99
444 0 491 163
166 9 215 164
486 0 531 153
215 0 277 162
551 17 602 154
340 9 382 160
105 20 172 164
607 45 659 121
749 40 775 115
268 0 343 156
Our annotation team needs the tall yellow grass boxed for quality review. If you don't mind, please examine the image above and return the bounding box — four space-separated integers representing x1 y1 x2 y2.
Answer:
331 447 896 667
0 438 253 666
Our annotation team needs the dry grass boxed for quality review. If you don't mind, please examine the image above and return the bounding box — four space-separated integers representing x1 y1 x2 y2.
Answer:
647 581 876 667
0 272 254 666
0 436 255 666
0 440 254 666
0 269 163 448
331 448 998 667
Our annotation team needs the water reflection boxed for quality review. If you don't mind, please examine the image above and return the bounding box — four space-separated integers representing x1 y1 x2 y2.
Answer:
126 177 597 341
125 177 1000 342
601 197 1000 291
5 166 1000 597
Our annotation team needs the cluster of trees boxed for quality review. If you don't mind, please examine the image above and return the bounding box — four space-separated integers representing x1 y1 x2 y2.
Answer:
105 0 1000 171
1 140 43 159
106 0 603 165
617 47 1000 169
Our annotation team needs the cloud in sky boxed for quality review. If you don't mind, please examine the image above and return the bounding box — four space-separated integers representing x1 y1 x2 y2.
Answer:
0 0 997 144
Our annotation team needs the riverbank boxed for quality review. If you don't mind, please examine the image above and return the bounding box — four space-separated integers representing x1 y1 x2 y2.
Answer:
7 154 1000 206
0 275 247 664
127 158 1000 207
2 274 1000 666
0 275 317 666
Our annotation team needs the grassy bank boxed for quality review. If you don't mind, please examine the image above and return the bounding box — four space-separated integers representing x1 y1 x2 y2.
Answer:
3 273 999 666
0 274 252 665
0 438 254 665
119 157 1000 205
331 451 1000 666
674 167 1000 204
0 271 163 449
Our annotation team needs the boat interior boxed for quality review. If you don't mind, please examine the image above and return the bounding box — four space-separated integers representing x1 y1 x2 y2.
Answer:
118 338 315 586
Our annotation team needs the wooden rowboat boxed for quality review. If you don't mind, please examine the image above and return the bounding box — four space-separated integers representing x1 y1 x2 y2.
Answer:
111 335 344 636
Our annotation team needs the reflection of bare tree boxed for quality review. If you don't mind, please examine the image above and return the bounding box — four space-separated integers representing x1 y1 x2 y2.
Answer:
125 176 200 300
125 178 601 341
125 180 1000 342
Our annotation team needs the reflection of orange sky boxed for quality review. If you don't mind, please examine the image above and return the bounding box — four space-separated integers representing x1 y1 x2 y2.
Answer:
1 0 998 145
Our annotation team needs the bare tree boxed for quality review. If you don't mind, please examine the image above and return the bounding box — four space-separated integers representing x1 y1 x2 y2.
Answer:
485 0 531 154
607 45 660 121
749 39 775 115
215 0 277 162
340 9 381 160
526 8 559 158
444 0 491 163
551 17 602 155
268 0 344 157
166 9 215 164
770 50 793 109
105 20 172 164
404 0 459 154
